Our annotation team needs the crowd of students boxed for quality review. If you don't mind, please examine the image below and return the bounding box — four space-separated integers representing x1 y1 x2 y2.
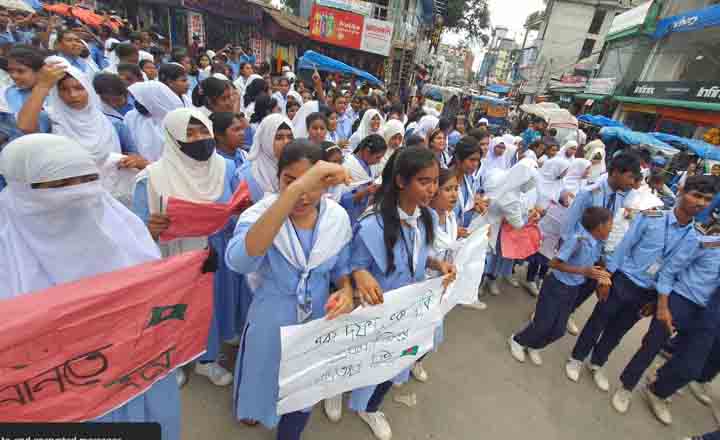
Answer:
1 6 720 440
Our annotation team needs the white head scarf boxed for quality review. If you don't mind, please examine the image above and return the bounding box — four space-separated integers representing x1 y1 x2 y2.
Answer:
584 139 607 181
537 155 570 207
415 114 439 140
354 109 384 140
138 108 227 212
248 113 295 194
126 81 185 161
292 100 320 139
0 134 159 298
558 140 579 161
382 119 405 147
287 90 303 107
45 57 121 162
480 136 512 179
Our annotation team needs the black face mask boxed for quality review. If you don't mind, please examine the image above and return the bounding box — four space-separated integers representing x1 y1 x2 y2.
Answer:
178 138 216 161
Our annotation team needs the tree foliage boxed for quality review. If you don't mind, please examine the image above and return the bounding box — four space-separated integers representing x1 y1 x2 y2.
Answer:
280 0 300 15
446 0 491 44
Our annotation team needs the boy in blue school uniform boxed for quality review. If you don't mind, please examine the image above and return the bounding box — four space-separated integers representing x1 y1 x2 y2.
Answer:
565 176 715 395
563 153 640 334
609 179 717 424
509 206 613 366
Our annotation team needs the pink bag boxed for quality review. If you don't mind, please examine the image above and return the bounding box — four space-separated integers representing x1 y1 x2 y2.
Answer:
500 221 542 259
159 181 252 243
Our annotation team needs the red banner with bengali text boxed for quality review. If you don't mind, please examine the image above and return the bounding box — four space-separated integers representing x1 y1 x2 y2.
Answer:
0 251 214 422
309 4 364 51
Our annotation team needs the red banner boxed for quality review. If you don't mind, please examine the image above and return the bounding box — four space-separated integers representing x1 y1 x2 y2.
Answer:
309 4 363 51
0 251 214 422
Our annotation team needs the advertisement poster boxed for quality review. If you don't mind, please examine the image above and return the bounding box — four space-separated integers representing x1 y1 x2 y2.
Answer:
187 11 205 47
360 17 393 56
309 4 363 51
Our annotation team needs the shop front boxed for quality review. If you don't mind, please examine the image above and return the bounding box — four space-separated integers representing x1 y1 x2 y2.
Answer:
615 81 720 138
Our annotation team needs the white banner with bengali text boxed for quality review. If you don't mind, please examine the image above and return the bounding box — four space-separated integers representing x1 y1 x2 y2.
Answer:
277 225 489 414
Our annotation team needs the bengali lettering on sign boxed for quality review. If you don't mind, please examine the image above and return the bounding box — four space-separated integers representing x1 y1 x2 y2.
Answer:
309 4 364 51
277 225 489 415
0 251 214 422
360 17 394 56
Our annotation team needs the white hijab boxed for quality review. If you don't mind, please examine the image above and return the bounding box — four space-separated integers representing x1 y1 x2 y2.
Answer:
287 90 303 107
248 113 295 194
558 140 578 161
292 100 320 139
373 119 405 176
45 58 121 162
584 139 607 182
537 155 570 208
480 136 512 179
349 109 384 149
137 107 227 213
126 81 185 162
0 134 160 298
415 114 439 140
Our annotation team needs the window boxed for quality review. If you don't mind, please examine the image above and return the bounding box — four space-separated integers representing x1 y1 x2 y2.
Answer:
587 9 607 35
578 38 596 61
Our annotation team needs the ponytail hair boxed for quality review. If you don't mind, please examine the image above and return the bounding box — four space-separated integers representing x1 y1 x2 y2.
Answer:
374 146 437 275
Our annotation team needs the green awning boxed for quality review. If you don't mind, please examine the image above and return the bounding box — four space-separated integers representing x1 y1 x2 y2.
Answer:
615 96 720 112
575 93 609 101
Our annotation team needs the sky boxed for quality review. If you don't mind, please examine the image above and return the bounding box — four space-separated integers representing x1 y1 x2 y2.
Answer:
442 0 546 70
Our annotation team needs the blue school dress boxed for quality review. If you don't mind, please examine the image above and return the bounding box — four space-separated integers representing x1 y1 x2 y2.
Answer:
348 211 431 411
94 373 181 440
133 159 243 356
226 200 351 428
5 86 51 133
453 173 482 228
340 155 375 225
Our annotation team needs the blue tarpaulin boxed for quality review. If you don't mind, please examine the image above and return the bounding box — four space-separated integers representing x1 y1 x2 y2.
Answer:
578 114 627 128
298 51 383 86
654 4 720 39
486 84 511 94
649 132 720 161
473 95 510 106
600 127 679 156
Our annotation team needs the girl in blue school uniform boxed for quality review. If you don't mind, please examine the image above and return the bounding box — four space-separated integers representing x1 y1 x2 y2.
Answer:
450 136 486 230
348 147 456 440
340 134 388 225
210 112 249 168
508 206 613 366
132 107 239 389
226 140 354 440
5 45 52 133
236 113 296 202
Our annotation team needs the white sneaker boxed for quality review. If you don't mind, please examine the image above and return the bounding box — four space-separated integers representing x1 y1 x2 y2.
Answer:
411 361 429 382
565 359 582 382
590 365 610 392
505 276 520 288
567 316 580 336
521 280 540 297
324 394 343 422
462 301 488 311
644 385 672 425
358 411 392 440
488 280 501 296
689 381 712 406
528 349 543 366
176 368 188 388
508 335 526 363
612 388 632 414
194 361 233 386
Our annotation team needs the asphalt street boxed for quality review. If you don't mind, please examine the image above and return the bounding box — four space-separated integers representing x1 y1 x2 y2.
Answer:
180 275 719 440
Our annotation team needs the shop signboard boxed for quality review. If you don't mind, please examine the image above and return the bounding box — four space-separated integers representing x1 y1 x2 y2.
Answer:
360 17 393 56
628 81 720 103
316 0 373 16
187 11 205 47
309 4 363 52
585 78 616 95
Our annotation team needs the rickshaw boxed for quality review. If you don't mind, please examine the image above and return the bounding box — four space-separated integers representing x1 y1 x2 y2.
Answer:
472 95 511 134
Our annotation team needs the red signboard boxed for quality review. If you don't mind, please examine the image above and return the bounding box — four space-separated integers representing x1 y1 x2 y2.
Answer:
309 4 363 51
